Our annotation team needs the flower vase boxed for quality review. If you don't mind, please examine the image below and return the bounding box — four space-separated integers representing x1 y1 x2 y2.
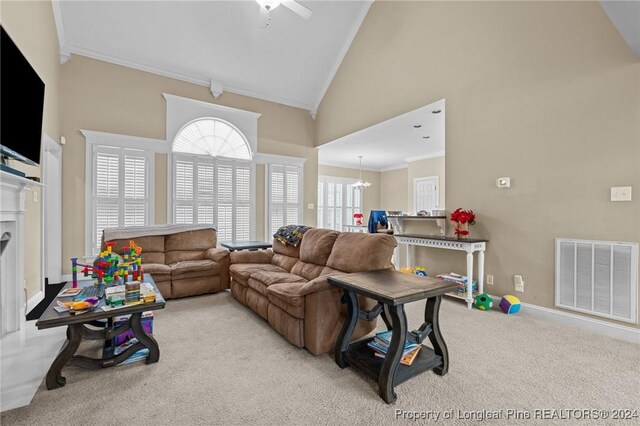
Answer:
454 222 469 240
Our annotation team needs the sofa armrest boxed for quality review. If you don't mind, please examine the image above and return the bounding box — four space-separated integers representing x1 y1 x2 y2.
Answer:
206 248 231 290
229 249 274 265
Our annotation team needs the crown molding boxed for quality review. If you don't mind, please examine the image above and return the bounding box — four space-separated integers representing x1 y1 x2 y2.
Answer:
311 0 372 116
67 46 313 111
404 151 446 163
379 164 409 173
318 159 380 172
51 0 70 63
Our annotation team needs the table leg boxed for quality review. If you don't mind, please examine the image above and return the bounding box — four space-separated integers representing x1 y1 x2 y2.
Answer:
335 289 359 368
46 324 82 390
381 304 392 330
379 304 407 404
465 250 474 309
425 295 449 375
131 312 160 364
478 249 485 295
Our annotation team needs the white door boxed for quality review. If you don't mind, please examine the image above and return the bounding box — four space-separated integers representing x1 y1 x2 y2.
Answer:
43 136 62 283
414 176 439 213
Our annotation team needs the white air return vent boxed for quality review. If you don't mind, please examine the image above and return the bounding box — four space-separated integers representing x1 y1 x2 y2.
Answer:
555 238 638 323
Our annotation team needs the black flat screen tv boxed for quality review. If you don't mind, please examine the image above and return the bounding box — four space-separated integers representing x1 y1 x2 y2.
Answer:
0 25 45 167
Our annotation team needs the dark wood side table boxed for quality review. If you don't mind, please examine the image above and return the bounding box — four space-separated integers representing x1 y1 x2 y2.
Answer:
328 269 457 403
220 241 272 252
36 275 165 390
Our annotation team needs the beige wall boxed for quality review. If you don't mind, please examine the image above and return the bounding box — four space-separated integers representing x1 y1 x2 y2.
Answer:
1 1 61 298
380 168 409 212
316 1 640 326
60 55 317 273
318 165 381 216
408 156 446 211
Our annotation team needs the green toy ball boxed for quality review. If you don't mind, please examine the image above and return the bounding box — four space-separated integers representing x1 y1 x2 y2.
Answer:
474 293 493 311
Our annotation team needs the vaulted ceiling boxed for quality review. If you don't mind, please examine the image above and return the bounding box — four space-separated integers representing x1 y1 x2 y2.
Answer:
53 1 372 114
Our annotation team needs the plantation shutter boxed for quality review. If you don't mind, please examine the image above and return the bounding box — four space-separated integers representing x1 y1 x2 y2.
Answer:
172 155 253 241
93 145 152 254
235 162 252 241
317 177 363 231
268 164 302 237
174 155 195 224
216 160 234 242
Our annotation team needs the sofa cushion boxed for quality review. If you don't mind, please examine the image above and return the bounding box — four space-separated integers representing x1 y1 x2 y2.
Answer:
248 271 305 297
267 282 305 319
298 228 338 265
166 250 205 265
326 233 397 273
290 261 325 281
165 229 217 251
272 238 300 258
143 263 171 278
105 235 164 254
271 253 298 272
229 263 287 286
171 259 220 279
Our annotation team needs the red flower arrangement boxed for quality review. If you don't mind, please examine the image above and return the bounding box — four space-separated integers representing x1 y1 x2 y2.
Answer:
450 208 476 238
353 213 364 225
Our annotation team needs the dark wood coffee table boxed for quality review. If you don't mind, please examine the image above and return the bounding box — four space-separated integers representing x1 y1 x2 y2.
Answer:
220 240 272 252
36 275 165 390
328 269 457 403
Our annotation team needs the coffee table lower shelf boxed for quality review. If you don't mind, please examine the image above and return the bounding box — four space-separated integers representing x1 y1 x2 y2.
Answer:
344 338 443 386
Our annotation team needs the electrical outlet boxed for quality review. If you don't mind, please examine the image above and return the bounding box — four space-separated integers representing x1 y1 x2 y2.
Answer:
307 203 315 209
486 275 494 285
514 275 524 292
33 190 38 202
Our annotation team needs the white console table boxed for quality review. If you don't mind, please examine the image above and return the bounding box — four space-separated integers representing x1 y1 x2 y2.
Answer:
394 234 488 309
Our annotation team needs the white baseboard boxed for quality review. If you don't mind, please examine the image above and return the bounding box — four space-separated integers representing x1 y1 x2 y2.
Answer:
25 291 44 314
488 295 640 344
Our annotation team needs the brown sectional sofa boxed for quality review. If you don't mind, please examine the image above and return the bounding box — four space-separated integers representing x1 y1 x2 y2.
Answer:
229 228 397 355
101 225 230 299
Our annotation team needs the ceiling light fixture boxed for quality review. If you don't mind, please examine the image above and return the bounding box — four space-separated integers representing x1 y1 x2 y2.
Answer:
352 156 372 190
422 136 430 139
413 124 422 128
432 109 442 114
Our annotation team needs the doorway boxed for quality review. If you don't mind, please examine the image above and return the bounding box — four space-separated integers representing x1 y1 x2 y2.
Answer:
413 176 439 213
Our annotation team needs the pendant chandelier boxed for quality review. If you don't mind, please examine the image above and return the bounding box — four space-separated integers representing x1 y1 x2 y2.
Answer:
352 156 372 190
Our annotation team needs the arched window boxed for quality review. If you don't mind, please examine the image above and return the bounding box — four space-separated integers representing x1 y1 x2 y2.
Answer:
171 118 254 242
173 118 252 160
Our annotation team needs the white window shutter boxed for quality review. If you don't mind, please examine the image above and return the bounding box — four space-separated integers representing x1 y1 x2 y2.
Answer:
268 164 302 237
92 145 153 254
216 160 234 242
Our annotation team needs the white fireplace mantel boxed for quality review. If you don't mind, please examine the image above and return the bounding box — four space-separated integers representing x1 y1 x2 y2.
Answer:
1 170 44 336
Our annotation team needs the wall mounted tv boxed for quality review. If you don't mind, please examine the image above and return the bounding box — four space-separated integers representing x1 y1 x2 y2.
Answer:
0 25 45 169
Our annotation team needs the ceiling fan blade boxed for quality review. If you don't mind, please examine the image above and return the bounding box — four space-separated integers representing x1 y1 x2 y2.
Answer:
282 1 312 19
259 6 270 28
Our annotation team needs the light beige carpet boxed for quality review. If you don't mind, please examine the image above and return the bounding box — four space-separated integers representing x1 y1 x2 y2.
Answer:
2 292 639 425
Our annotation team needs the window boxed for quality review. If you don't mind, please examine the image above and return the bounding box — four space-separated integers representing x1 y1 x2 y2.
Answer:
317 176 362 231
267 164 303 237
89 145 154 254
171 118 254 242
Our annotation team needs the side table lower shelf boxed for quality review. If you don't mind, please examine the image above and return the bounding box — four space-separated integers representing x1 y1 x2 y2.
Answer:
344 338 443 386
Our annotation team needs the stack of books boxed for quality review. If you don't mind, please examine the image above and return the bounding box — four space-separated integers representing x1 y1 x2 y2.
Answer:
125 281 140 304
114 338 149 366
367 331 421 366
436 273 478 296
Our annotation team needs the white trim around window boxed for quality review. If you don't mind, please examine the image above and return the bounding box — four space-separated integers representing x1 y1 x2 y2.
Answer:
82 130 160 257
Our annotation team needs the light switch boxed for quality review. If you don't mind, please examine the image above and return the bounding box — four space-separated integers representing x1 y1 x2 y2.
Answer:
611 186 632 202
307 203 314 209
